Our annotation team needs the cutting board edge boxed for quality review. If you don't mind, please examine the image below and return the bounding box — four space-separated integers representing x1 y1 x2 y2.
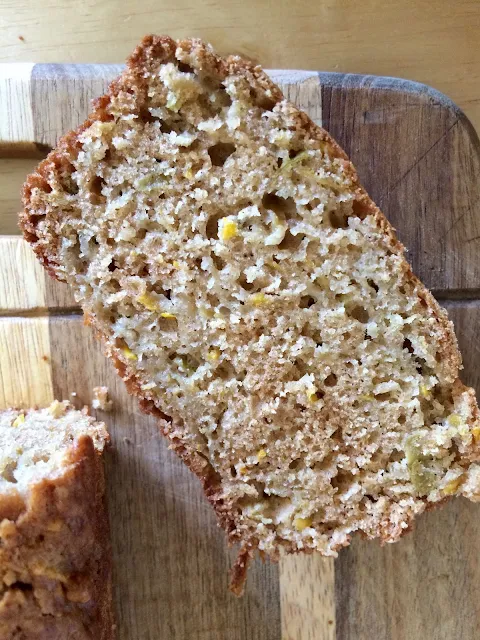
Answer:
1 64 478 153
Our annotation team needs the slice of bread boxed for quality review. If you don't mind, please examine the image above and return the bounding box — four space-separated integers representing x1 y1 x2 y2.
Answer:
21 35 480 594
0 402 113 638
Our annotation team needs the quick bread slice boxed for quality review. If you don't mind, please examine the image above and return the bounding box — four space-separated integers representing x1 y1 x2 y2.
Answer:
21 35 480 594
0 402 113 639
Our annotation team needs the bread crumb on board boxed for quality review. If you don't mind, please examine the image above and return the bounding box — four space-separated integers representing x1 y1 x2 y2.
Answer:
92 386 113 412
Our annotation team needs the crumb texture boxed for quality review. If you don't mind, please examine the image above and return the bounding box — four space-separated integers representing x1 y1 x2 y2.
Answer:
21 36 480 562
0 403 113 639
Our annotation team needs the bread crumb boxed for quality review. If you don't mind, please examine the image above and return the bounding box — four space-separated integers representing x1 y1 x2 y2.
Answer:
48 400 67 418
92 387 113 412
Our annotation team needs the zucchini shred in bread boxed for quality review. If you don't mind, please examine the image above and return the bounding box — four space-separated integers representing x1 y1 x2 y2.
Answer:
21 35 480 593
0 403 112 638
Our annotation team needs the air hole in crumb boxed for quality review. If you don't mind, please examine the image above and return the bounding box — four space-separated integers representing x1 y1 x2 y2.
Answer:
312 456 335 473
331 470 354 490
367 279 379 293
237 274 255 291
10 581 33 592
324 373 337 387
329 208 349 229
289 458 301 470
230 465 237 478
351 198 369 220
216 362 235 380
212 254 226 271
214 85 233 108
59 173 78 195
399 285 406 295
403 338 414 353
89 176 106 204
347 305 369 323
208 142 236 167
249 87 276 111
177 61 195 74
289 149 301 159
398 414 406 425
160 121 173 134
138 265 150 277
300 296 316 308
278 230 304 251
306 198 322 211
205 212 225 239
294 402 306 414
277 157 283 168
418 295 428 308
138 107 159 124
152 284 171 299
262 193 298 218
223 91 233 107
375 392 391 401
107 260 117 272
109 279 120 292
308 328 323 346
294 359 308 377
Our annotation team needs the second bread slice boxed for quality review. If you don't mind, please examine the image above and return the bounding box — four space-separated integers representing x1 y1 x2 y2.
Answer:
0 402 112 638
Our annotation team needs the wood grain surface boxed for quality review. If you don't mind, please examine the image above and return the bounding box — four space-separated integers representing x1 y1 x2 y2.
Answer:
1 64 480 639
1 0 479 136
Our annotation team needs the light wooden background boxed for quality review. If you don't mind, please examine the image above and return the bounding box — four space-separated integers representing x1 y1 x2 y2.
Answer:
1 0 479 239
1 0 479 134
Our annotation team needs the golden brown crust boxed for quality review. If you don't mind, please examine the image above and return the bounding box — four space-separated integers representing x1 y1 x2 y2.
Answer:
19 34 476 595
0 436 113 639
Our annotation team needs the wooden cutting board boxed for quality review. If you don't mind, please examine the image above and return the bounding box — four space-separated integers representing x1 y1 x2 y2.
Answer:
1 65 480 640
